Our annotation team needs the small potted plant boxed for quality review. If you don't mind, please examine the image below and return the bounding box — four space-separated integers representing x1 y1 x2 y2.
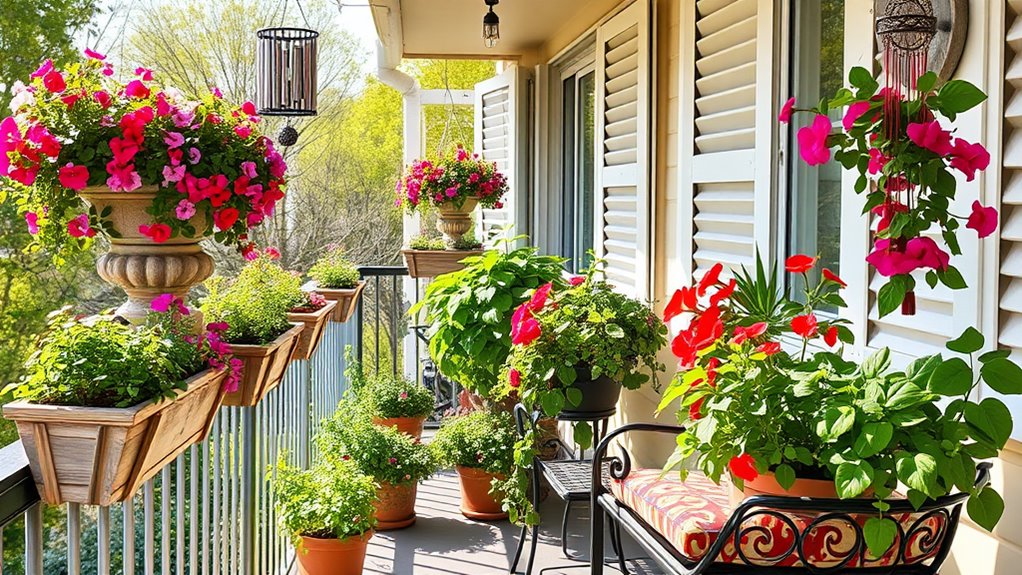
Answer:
287 290 337 361
402 231 485 278
430 410 515 521
350 365 435 441
273 458 377 575
307 246 365 322
661 255 1022 558
2 296 236 505
319 411 435 530
201 256 304 406
411 240 567 401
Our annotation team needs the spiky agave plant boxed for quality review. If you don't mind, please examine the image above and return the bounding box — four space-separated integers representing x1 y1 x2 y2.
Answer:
729 253 802 332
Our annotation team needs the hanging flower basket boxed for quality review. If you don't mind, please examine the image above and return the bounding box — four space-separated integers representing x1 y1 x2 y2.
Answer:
224 323 303 407
401 249 484 279
311 281 366 322
287 299 338 361
2 367 228 506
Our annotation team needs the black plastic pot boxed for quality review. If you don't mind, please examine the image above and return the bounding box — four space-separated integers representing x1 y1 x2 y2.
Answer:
558 365 622 419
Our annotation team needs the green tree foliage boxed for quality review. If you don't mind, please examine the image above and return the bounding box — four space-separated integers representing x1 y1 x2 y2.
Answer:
404 60 496 157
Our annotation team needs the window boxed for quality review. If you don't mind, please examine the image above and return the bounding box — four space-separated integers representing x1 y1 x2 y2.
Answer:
560 65 596 273
787 0 844 301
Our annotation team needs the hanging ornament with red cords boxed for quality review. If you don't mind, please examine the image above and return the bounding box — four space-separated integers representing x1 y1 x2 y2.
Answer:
256 0 319 147
876 0 936 315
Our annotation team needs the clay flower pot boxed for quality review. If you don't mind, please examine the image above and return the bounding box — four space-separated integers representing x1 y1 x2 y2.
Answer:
557 365 622 418
80 186 213 324
401 249 483 278
287 300 338 361
224 323 304 407
296 531 374 575
729 472 873 509
311 282 366 322
455 466 507 521
372 416 426 441
2 368 227 506
373 481 418 530
436 197 478 245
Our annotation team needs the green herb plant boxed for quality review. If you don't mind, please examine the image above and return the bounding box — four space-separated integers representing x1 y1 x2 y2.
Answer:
430 410 515 476
308 247 360 289
272 458 377 546
201 255 304 345
318 408 435 486
408 235 446 251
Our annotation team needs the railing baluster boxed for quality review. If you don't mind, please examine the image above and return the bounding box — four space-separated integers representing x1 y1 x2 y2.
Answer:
97 505 110 575
176 454 185 575
212 416 222 575
161 467 171 575
67 503 81 575
24 504 42 575
392 275 400 376
124 496 136 575
145 479 155 575
189 444 198 575
375 275 382 373
202 437 210 575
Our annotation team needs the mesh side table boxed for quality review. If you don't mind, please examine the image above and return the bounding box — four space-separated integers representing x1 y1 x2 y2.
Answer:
510 405 628 575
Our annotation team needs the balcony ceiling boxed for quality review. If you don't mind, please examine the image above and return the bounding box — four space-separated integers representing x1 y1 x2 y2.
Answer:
370 0 601 61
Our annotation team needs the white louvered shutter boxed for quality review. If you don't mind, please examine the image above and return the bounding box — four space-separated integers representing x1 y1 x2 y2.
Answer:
689 0 773 277
594 1 652 299
474 67 522 241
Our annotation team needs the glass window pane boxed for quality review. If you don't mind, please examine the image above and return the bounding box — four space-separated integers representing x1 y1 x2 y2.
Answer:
788 0 844 305
577 71 596 272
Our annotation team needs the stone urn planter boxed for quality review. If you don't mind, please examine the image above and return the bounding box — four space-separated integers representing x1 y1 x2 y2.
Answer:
296 532 374 575
287 300 338 361
373 481 418 530
454 466 508 521
310 281 366 323
80 186 213 324
401 249 483 278
2 368 228 506
436 198 478 245
224 323 304 407
372 416 426 442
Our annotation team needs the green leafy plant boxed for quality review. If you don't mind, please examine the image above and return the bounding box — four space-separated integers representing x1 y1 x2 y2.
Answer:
411 239 567 398
354 369 435 420
318 409 435 486
408 235 446 250
273 458 377 545
5 297 233 408
201 255 304 345
661 255 1021 558
430 410 515 476
308 247 359 289
450 232 482 251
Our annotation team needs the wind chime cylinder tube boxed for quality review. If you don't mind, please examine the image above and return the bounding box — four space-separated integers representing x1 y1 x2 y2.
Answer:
256 27 319 116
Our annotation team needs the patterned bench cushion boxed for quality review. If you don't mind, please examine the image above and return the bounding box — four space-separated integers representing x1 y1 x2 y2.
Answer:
610 468 947 568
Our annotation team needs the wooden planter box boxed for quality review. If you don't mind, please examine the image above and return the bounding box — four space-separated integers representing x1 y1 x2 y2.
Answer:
287 300 338 361
224 323 304 407
311 281 366 322
401 249 483 278
2 368 228 506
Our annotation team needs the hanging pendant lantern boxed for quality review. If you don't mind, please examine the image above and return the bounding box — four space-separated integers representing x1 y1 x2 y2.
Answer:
482 0 500 48
256 27 319 117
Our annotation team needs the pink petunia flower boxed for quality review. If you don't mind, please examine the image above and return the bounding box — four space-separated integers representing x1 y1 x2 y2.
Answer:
797 114 832 166
865 237 950 277
906 121 953 156
124 80 150 99
175 199 196 220
24 212 39 234
949 139 990 182
58 163 90 190
842 101 871 132
84 48 106 60
778 97 795 124
966 200 998 238
67 214 96 238
163 131 185 149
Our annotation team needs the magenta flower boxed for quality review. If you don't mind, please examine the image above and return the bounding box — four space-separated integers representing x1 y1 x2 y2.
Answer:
163 131 184 149
966 200 998 238
1 116 22 176
151 293 189 315
67 214 96 238
240 161 258 179
162 164 186 185
83 48 106 60
867 148 889 175
31 60 54 79
24 212 39 235
842 101 871 132
188 147 201 165
865 237 950 277
778 97 795 124
124 80 150 99
175 199 196 220
58 163 90 190
234 125 252 139
134 67 154 81
797 114 832 166
42 71 65 93
949 139 990 182
172 109 195 128
906 121 953 156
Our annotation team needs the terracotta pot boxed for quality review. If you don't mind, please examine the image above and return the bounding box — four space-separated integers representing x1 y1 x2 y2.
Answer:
557 364 622 418
296 532 373 575
372 416 426 441
224 323 304 407
401 249 483 278
311 282 366 322
287 300 338 361
436 198 478 245
80 186 213 324
730 471 872 508
2 368 227 506
373 481 418 530
455 465 508 520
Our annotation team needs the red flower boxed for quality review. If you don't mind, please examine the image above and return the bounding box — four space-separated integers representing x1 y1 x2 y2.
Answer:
529 282 553 311
58 163 89 190
509 369 521 388
822 268 846 287
872 201 909 232
708 279 736 307
214 208 239 231
569 275 585 286
729 453 759 482
778 97 795 124
241 101 257 116
706 357 720 387
842 101 871 132
906 120 953 156
67 214 96 238
791 314 819 339
663 287 698 323
824 326 839 347
697 263 723 296
966 200 998 239
950 139 990 182
785 254 816 273
688 397 705 421
756 341 781 356
42 70 66 93
731 322 767 345
511 303 542 346
866 237 949 277
797 114 832 166
124 79 150 99
139 223 172 243
671 305 723 367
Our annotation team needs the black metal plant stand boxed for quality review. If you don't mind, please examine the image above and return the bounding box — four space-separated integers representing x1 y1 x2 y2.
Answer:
510 404 630 575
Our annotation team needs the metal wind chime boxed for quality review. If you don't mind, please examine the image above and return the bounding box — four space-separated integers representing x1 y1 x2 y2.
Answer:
256 0 319 147
876 0 937 315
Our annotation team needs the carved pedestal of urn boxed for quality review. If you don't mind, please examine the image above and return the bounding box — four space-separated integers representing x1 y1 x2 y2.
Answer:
81 187 213 324
436 198 478 246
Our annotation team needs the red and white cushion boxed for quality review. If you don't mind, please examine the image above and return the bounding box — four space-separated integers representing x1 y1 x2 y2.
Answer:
610 468 947 568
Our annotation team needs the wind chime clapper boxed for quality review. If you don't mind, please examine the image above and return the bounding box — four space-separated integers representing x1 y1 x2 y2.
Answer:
876 0 937 316
255 12 319 148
